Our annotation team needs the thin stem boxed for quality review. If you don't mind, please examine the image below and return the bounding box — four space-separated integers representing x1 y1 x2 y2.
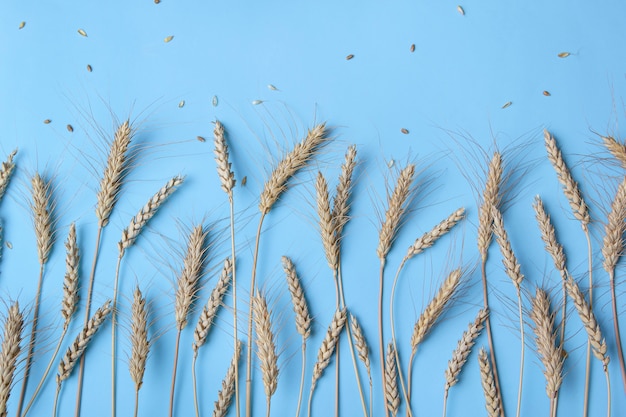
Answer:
133 389 139 417
75 225 103 417
604 368 611 417
442 388 449 417
515 288 525 417
192 352 200 417
334 269 340 417
368 371 372 417
16 264 45 417
296 340 306 417
583 228 593 417
229 196 240 417
560 275 567 347
378 261 390 417
169 329 182 417
111 255 123 417
246 214 265 417
306 383 316 417
266 397 271 417
609 270 626 393
406 348 417 412
52 383 61 417
22 325 69 417
550 397 556 417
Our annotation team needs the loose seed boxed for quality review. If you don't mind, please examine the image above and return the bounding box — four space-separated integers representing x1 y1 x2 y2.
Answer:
164 35 174 43
501 101 512 109
401 128 409 135
5 241 12 249
43 119 51 124
178 100 185 108
388 159 395 168
78 29 88 37
241 176 248 186
197 136 206 142
212 95 218 107
252 100 263 105
268 84 278 91
457 5 465 15
346 54 354 60
558 52 570 58
410 44 415 53
86 64 93 72
543 90 551 96
18 22 25 30
67 124 74 132
155 0 161 3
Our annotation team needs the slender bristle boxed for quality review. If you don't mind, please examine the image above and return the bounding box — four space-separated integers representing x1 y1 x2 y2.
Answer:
478 347 501 417
259 123 329 214
602 177 626 274
332 144 357 238
193 258 233 351
96 120 133 227
282 256 311 339
385 342 400 417
405 207 465 260
445 309 488 390
312 308 346 385
31 173 53 265
212 340 242 417
119 175 184 256
377 164 416 261
0 302 24 417
130 287 149 391
0 149 17 203
492 206 524 289
174 225 207 330
316 172 339 271
213 120 236 196
252 291 278 398
477 152 503 259
62 223 80 326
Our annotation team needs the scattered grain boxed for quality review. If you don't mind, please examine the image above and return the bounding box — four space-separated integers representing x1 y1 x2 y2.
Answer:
197 136 206 143
241 176 247 186
178 100 185 108
18 22 25 30
67 124 74 133
457 5 465 15
43 119 51 124
502 101 512 109
5 242 12 250
212 95 218 107
86 64 92 72
543 91 551 96
164 35 174 43
346 54 354 60
77 29 87 37
401 128 409 135
410 44 415 53
557 52 570 58
267 84 278 91
252 100 263 105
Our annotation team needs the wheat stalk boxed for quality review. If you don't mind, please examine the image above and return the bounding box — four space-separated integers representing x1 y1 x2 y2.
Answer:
385 342 400 417
602 136 626 169
0 149 17 203
332 145 357 238
405 207 465 261
213 120 236 196
478 347 501 417
119 175 184 256
213 341 242 417
252 291 278 417
0 302 24 417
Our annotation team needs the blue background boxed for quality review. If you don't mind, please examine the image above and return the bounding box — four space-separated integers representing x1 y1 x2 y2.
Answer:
1 1 626 416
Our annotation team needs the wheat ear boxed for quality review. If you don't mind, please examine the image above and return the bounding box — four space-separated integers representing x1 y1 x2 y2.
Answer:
405 207 465 261
602 177 626 393
130 286 149 417
317 172 339 271
0 302 24 417
529 288 564 410
602 136 626 169
119 175 184 255
253 291 278 417
385 343 400 417
332 144 357 238
478 347 501 417
308 308 346 417
170 225 207 417
213 120 236 196
350 313 373 417
0 149 17 203
213 341 242 417
22 224 80 417
445 309 488 392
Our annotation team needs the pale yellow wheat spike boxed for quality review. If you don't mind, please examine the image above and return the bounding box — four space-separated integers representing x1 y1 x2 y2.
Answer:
316 172 339 271
252 291 279 398
377 164 416 261
602 177 626 273
411 269 462 349
31 173 53 265
57 300 112 383
96 120 133 227
478 347 502 417
312 308 347 385
543 130 590 226
602 136 626 169
332 144 357 238
445 309 489 390
0 149 17 202
565 278 609 368
405 207 465 260
62 223 80 325
477 152 503 259
350 314 370 372
119 175 184 256
282 256 311 339
193 258 233 351
259 123 329 214
533 196 567 282
385 343 400 417
130 287 149 391
529 288 564 399
174 225 207 330
213 341 242 417
492 206 523 289
0 302 24 417
213 120 236 196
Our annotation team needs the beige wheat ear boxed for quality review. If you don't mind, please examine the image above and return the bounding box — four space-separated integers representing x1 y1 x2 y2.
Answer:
602 177 626 274
332 144 357 238
119 175 184 256
0 302 24 417
312 309 346 386
213 340 242 417
533 196 568 281
130 287 149 392
62 223 80 325
492 206 524 289
175 225 208 330
316 172 339 271
602 136 626 168
405 207 465 261
0 149 17 203
252 291 279 405
213 120 236 196
478 347 502 417
350 314 371 375
385 343 400 417
282 256 311 339
31 173 53 265
259 123 329 214
477 152 503 259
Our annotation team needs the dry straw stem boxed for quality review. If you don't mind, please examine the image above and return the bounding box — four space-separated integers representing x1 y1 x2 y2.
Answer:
602 136 626 169
119 175 184 256
0 302 24 417
316 172 339 271
258 123 329 215
0 149 17 203
130 287 149 392
312 308 347 385
213 120 236 196
444 309 488 392
282 256 311 339
477 152 503 259
478 348 502 417
175 225 208 330
193 258 233 351
95 120 133 227
31 173 53 265
252 291 278 402
529 288 564 400
385 343 400 417
331 144 357 238
213 341 242 417
404 207 465 261
376 163 417 261
57 300 112 383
